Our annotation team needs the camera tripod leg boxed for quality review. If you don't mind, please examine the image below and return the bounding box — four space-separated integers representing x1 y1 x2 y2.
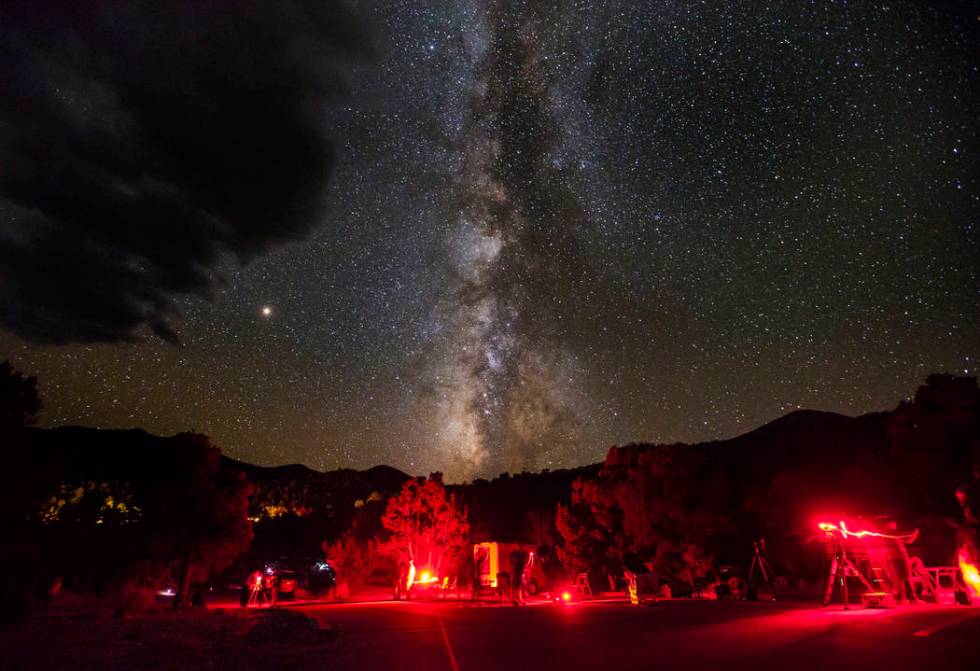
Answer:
840 569 850 610
759 559 776 601
823 558 839 606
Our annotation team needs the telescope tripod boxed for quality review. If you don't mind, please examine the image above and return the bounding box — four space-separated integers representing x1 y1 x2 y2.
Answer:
748 540 777 602
822 537 873 609
246 577 267 607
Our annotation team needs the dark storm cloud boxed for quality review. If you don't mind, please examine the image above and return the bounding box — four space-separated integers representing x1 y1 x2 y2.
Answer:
0 1 365 344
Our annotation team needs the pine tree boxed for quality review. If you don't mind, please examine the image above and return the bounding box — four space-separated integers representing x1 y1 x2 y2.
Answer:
381 474 469 576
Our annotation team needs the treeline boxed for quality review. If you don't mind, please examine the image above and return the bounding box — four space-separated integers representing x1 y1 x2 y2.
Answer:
557 374 980 590
326 374 980 593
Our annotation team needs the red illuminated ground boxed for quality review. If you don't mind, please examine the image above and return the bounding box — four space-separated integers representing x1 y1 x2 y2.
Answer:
3 598 980 670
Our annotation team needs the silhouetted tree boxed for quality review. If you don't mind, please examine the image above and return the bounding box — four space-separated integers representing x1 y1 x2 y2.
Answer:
151 434 254 608
558 444 733 588
321 493 393 592
2 429 254 618
0 361 43 529
556 477 617 577
889 374 980 515
0 359 41 433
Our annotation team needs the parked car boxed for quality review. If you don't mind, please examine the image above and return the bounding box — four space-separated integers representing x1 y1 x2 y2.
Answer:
239 557 337 607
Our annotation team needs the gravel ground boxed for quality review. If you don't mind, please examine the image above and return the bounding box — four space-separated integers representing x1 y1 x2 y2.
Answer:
0 607 335 671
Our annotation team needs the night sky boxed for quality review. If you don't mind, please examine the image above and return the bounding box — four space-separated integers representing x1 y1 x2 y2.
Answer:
1 1 977 481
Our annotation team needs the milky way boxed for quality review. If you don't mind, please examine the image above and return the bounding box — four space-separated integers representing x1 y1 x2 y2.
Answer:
1 1 976 481
428 1 604 477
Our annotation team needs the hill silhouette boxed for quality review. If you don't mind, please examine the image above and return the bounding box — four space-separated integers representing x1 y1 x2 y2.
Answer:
24 425 412 499
15 374 978 550
18 408 891 497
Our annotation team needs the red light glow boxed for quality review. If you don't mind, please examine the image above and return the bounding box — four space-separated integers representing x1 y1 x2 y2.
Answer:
412 570 440 585
816 520 917 542
561 591 572 601
959 550 980 598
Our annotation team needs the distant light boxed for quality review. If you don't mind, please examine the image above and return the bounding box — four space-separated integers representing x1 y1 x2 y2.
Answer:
561 591 571 601
260 305 273 317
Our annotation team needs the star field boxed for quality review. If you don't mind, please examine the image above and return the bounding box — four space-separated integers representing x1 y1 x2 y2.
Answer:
1 0 976 481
